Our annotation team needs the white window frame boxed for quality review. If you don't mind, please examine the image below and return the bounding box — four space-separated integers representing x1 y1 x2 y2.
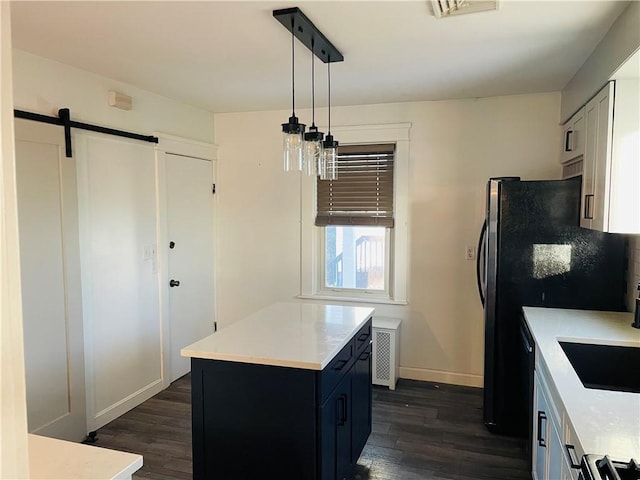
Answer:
300 123 410 305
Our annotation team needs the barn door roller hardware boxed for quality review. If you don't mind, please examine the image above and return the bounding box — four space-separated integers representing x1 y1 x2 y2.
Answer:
14 108 159 157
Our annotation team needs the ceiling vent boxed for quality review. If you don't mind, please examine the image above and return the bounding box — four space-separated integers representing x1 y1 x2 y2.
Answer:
431 0 500 18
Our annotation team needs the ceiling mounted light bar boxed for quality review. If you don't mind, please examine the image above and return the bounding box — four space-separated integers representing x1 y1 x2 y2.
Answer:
273 7 344 64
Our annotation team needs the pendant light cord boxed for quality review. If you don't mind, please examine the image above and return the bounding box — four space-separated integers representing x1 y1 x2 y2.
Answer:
291 20 296 117
311 40 315 127
327 58 331 135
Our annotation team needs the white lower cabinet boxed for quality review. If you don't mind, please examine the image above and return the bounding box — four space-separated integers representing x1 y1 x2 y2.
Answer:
532 366 583 480
548 417 563 480
533 375 546 480
563 419 584 480
533 373 556 480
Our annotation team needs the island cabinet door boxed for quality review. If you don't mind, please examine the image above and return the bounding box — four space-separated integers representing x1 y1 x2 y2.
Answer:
351 343 372 463
191 359 318 480
319 372 352 480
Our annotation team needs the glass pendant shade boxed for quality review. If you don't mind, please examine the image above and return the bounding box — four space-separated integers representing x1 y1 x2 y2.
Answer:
321 134 338 180
282 116 305 172
304 127 324 176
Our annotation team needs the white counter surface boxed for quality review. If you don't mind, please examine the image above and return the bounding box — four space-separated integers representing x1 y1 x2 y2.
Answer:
181 302 375 370
28 434 143 479
523 307 640 460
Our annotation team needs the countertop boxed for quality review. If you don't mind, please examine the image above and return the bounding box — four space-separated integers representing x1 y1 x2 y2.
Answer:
181 302 375 370
523 307 640 460
28 434 143 479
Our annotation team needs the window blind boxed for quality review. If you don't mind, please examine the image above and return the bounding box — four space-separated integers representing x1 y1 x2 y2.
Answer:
315 143 395 227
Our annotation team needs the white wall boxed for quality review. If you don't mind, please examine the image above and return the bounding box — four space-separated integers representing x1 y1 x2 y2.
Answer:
561 1 640 122
0 3 29 477
214 92 562 387
12 50 214 143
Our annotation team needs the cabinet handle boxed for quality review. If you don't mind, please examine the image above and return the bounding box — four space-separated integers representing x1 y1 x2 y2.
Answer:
333 359 348 371
584 194 594 220
565 444 581 469
537 411 547 447
342 395 348 425
359 351 370 361
337 395 347 426
565 130 574 152
358 332 370 341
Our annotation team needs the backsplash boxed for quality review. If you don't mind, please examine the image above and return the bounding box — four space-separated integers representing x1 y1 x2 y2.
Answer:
629 236 640 310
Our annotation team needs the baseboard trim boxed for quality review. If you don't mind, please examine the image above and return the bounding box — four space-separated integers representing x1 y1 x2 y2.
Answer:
91 378 164 430
399 367 483 388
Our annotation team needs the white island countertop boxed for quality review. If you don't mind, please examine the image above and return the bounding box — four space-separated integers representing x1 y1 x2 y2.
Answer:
523 307 640 460
181 302 375 370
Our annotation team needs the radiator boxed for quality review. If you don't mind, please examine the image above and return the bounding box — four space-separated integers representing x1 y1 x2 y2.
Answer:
372 317 401 390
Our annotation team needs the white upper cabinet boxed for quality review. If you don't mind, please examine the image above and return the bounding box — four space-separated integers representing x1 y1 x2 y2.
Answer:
560 108 585 164
580 80 640 233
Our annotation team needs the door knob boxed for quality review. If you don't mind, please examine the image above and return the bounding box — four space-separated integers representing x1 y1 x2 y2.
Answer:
170 279 180 287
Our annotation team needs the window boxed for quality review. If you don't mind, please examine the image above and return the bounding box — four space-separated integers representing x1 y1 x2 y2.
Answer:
300 123 410 305
323 225 389 291
316 143 395 294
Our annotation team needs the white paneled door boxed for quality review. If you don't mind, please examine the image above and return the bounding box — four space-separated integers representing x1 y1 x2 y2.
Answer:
166 153 215 382
15 119 87 442
75 133 163 430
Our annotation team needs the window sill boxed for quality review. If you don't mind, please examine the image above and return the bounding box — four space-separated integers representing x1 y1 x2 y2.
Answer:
297 294 408 306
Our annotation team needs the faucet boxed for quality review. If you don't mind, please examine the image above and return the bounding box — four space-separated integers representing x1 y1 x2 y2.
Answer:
633 283 640 329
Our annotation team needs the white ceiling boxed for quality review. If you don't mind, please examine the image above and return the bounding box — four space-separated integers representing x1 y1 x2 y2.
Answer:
10 1 630 114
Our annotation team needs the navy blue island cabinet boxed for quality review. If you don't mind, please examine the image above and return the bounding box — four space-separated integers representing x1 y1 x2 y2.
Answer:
190 315 373 480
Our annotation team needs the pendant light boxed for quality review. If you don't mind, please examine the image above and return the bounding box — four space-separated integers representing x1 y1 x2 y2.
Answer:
303 40 324 177
282 17 305 172
273 7 343 177
320 58 338 181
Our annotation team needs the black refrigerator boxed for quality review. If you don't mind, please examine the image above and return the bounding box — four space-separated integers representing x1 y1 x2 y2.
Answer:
476 176 627 436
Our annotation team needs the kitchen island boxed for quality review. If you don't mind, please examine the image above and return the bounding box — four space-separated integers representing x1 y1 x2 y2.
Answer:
181 302 375 480
523 307 640 479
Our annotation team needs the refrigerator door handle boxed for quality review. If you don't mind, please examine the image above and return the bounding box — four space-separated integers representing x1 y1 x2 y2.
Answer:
483 179 501 430
476 219 487 306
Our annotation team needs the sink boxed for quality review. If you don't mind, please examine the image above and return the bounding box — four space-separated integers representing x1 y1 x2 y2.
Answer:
559 341 640 394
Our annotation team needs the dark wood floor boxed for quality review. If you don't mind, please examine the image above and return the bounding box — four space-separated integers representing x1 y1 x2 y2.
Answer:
94 375 530 480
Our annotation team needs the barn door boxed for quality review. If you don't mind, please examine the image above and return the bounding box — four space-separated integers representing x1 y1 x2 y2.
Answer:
14 118 87 442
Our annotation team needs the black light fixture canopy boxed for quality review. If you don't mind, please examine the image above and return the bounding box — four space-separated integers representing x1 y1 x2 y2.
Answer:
273 7 344 64
282 115 305 135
